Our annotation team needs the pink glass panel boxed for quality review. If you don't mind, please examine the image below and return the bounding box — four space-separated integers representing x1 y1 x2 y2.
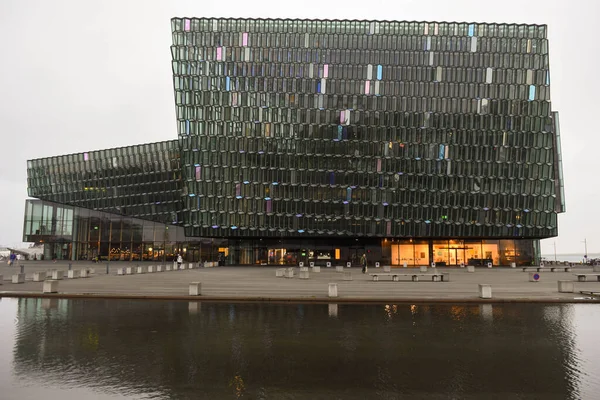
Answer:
216 47 222 61
340 110 345 123
195 166 201 181
266 200 272 213
386 221 392 235
377 158 382 172
184 19 190 31
365 81 370 94
242 32 248 46
83 152 89 161
323 64 329 78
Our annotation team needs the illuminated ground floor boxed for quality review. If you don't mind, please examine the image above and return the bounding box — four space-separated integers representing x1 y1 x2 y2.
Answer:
23 199 542 266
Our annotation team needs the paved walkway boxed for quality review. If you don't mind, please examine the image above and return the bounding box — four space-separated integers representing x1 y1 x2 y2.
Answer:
1 261 599 303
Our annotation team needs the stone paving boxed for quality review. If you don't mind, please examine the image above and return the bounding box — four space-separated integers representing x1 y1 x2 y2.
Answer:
1 261 599 302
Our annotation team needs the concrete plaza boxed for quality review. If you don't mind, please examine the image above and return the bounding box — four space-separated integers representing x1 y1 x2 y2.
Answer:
1 260 599 302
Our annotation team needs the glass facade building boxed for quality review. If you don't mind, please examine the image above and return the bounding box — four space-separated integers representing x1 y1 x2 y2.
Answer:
24 18 564 266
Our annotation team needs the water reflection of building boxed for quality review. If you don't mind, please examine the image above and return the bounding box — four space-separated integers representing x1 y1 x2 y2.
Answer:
11 299 579 398
24 18 565 266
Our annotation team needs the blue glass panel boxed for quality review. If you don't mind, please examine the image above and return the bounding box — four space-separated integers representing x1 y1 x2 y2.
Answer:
468 24 475 37
376 65 382 80
439 144 445 159
226 76 230 91
185 120 190 135
529 85 536 101
346 187 352 202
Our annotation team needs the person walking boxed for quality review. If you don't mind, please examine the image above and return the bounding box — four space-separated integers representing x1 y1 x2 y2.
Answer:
361 253 368 274
8 252 16 266
177 254 183 269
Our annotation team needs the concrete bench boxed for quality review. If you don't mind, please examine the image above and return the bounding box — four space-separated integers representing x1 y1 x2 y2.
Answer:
156 265 163 272
80 268 90 278
67 270 79 279
126 267 135 275
574 273 600 282
33 272 46 282
43 280 59 293
311 266 321 273
276 268 285 277
147 265 155 273
117 268 126 275
51 270 64 280
12 274 25 284
335 266 344 273
523 267 572 272
189 282 202 296
299 270 309 279
343 271 352 281
369 273 449 282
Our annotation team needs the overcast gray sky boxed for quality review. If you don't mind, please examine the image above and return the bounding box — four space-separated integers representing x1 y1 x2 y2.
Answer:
0 0 597 255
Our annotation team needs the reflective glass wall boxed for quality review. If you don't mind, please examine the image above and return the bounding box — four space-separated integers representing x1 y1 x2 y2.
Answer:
172 18 563 240
22 200 223 262
27 140 184 226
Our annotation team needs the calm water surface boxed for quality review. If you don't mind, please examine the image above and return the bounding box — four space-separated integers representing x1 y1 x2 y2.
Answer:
0 298 599 399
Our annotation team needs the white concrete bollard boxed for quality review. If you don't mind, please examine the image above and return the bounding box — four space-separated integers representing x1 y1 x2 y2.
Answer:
157 265 163 272
487 262 493 268
309 262 315 268
189 282 202 296
117 268 125 275
459 262 465 268
276 269 285 277
80 269 89 278
467 265 475 273
299 262 304 267
375 262 380 268
383 265 391 272
343 272 352 281
188 263 194 269
529 272 541 282
336 266 344 272
403 262 408 268
43 280 59 293
299 270 310 279
558 280 574 293
328 283 338 298
148 265 155 273
478 284 492 299
12 274 25 284
67 270 79 279
346 262 351 268
126 267 134 275
511 262 516 269
166 265 173 271
420 266 427 273
326 262 332 268
173 262 177 270
300 267 309 272
312 266 321 273
285 268 294 278
431 262 436 269
89 268 95 275
51 270 64 280
33 272 46 282
137 266 145 274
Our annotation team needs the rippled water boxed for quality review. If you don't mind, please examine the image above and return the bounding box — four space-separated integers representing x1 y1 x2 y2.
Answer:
0 298 599 399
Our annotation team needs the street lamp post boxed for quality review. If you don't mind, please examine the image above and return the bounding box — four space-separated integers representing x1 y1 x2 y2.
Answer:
582 238 588 263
